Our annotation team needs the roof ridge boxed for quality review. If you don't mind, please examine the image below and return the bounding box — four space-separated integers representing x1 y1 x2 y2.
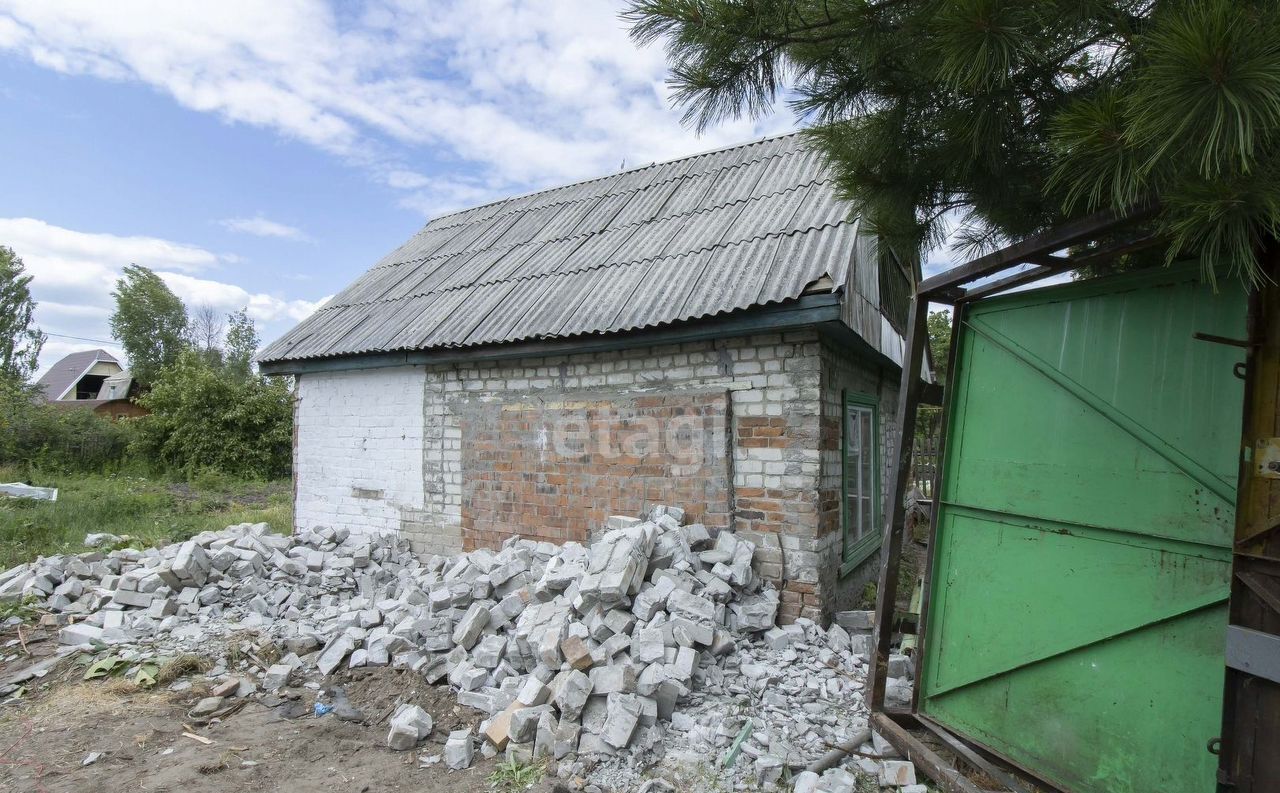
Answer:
419 131 806 229
358 175 831 287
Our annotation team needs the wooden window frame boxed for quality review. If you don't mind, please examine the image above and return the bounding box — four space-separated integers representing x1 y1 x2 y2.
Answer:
841 389 882 576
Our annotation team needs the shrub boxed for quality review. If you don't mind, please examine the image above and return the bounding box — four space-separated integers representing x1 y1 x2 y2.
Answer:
0 377 136 473
133 350 293 480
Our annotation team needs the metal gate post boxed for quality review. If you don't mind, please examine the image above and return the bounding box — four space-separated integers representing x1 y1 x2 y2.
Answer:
1218 241 1280 791
868 294 930 710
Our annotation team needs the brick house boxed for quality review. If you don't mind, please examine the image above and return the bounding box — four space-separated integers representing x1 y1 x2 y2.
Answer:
260 134 919 623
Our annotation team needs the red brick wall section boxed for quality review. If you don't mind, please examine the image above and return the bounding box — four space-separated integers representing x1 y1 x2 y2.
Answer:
460 390 732 551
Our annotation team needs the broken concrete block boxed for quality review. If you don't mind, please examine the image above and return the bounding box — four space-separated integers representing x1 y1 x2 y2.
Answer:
59 623 103 645
668 616 714 647
189 696 224 717
509 704 548 744
317 634 356 676
451 602 490 650
668 589 716 624
632 626 666 664
835 610 875 632
554 720 580 760
387 703 433 751
826 623 851 653
731 589 778 632
880 760 917 787
483 702 527 751
445 728 473 770
172 541 210 586
888 653 912 678
560 635 594 671
589 665 636 696
791 770 821 793
763 626 791 652
263 663 292 691
110 589 155 609
516 678 550 706
551 669 593 721
602 692 642 749
473 634 507 669
756 754 784 786
818 768 859 793
673 646 698 680
529 711 555 757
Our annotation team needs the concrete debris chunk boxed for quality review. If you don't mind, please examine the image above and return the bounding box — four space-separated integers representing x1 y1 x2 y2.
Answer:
263 663 292 691
880 760 918 787
444 728 473 770
387 703 433 751
552 669 593 721
602 692 642 748
0 500 908 792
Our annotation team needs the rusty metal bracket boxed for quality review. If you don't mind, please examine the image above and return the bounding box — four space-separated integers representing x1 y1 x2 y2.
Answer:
1256 438 1280 479
1193 332 1257 349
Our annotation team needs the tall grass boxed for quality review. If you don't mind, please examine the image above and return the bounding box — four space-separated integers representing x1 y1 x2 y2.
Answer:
0 466 292 570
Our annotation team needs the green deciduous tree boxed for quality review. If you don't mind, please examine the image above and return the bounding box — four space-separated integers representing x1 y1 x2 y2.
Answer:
224 308 259 381
625 0 1280 283
110 265 188 385
0 245 46 383
133 349 293 480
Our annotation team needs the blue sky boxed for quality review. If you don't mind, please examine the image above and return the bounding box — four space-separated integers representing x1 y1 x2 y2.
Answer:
0 1 796 374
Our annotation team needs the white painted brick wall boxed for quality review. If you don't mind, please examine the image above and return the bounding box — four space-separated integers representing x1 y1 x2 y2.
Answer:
294 367 426 538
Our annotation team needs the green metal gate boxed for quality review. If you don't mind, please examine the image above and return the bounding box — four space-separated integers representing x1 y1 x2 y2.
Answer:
920 266 1247 792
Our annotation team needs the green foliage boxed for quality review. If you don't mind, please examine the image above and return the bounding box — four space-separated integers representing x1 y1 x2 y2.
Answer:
110 264 188 385
625 0 1280 284
224 308 259 381
0 377 136 474
133 350 293 480
10 406 137 473
488 757 546 791
926 309 952 385
0 245 45 383
0 466 292 569
0 595 41 623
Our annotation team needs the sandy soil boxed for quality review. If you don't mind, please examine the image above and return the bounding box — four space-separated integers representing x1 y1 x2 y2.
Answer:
0 626 558 793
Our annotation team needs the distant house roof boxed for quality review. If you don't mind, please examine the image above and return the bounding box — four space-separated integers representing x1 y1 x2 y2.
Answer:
261 133 907 366
35 349 120 402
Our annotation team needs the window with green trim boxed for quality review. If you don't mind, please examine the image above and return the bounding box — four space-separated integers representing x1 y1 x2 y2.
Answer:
841 391 880 572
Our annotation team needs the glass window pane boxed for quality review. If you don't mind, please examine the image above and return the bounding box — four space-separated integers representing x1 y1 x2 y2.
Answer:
843 400 878 560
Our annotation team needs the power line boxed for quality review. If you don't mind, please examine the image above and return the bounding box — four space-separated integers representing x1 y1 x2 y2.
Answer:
43 331 118 345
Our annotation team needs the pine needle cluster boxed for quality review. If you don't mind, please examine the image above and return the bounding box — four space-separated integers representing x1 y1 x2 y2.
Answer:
625 0 1280 283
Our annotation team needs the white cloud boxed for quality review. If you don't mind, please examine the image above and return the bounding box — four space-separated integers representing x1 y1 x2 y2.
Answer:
0 217 326 375
384 169 432 190
0 1 795 216
219 215 311 241
160 272 328 323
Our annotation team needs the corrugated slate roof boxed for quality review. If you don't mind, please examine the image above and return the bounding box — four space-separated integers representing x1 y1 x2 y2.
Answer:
260 133 868 364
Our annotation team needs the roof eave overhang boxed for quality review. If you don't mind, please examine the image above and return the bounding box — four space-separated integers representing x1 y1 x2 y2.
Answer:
260 293 852 377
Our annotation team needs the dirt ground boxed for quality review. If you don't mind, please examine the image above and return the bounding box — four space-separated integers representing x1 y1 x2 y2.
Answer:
0 625 560 793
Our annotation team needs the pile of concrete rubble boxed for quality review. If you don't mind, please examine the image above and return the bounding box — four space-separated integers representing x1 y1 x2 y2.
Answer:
0 507 919 792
